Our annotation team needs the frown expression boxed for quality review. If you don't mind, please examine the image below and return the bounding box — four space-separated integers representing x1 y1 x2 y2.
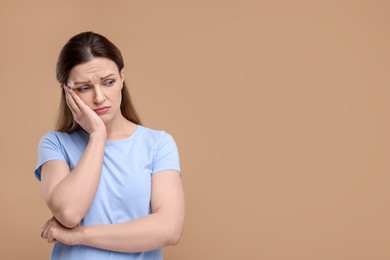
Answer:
67 57 125 124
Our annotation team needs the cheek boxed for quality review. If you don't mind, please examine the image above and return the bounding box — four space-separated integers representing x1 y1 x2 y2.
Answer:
77 93 93 106
108 88 122 103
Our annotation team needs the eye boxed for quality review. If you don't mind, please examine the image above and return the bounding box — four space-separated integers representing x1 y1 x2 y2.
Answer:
76 86 90 93
104 79 116 87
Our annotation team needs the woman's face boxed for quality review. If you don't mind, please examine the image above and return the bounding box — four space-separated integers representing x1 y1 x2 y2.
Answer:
67 57 125 125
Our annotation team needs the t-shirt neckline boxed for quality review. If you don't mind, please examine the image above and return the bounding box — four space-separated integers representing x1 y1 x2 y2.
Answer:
79 124 141 146
105 124 141 145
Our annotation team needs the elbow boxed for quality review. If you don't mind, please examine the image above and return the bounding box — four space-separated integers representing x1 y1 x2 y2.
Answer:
165 225 183 246
60 218 80 229
55 209 83 228
167 234 181 246
48 200 83 228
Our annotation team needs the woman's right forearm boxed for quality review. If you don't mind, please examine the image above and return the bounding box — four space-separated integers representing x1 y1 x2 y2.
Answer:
48 131 106 228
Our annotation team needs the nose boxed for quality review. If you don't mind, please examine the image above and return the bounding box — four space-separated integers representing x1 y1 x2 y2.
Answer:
93 86 106 104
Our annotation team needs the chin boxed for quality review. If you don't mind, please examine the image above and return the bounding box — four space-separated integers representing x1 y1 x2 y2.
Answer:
100 115 112 124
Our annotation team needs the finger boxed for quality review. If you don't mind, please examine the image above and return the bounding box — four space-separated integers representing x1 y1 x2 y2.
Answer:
68 87 88 112
64 86 73 109
49 238 57 244
41 222 52 239
41 220 54 239
47 225 59 244
48 231 55 243
41 216 54 230
41 217 54 237
65 86 81 114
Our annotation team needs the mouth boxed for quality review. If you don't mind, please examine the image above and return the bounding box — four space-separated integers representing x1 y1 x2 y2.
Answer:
94 106 111 114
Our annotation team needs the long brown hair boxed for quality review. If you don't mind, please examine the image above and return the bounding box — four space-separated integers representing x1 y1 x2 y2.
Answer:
55 31 141 132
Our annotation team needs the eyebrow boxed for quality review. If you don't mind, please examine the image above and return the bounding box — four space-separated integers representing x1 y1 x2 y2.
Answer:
73 74 116 85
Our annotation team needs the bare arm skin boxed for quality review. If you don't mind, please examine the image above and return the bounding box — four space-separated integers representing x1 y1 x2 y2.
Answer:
42 170 185 252
41 86 106 228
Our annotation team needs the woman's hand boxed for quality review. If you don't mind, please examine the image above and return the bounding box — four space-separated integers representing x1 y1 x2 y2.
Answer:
64 85 106 137
41 217 80 245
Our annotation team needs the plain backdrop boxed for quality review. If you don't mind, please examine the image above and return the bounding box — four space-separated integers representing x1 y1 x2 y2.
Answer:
1 1 389 259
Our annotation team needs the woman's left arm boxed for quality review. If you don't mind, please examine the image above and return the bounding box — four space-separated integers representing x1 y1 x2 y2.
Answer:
42 170 185 252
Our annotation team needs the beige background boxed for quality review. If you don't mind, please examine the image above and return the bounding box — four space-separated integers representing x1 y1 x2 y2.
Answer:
1 0 389 259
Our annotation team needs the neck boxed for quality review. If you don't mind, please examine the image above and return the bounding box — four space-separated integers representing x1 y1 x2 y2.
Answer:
104 115 137 142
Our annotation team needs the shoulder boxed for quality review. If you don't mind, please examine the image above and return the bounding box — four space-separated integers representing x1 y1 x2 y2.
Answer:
139 126 181 174
38 129 86 148
38 131 65 148
39 131 69 143
137 125 176 144
133 125 179 156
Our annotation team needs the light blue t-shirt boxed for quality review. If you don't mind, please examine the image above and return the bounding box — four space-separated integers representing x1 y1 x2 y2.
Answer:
35 125 180 260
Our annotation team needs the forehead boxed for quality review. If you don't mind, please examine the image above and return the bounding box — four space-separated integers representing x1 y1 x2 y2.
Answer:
68 58 119 81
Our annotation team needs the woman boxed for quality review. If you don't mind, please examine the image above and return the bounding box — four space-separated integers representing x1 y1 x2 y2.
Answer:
35 31 184 259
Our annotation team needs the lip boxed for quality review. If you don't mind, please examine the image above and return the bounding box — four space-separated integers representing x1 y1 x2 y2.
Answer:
94 106 110 114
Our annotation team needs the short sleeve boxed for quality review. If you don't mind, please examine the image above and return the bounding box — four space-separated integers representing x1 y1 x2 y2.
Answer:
152 132 181 175
34 132 68 181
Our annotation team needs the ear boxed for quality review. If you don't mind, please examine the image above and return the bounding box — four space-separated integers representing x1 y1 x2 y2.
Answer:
120 68 125 88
